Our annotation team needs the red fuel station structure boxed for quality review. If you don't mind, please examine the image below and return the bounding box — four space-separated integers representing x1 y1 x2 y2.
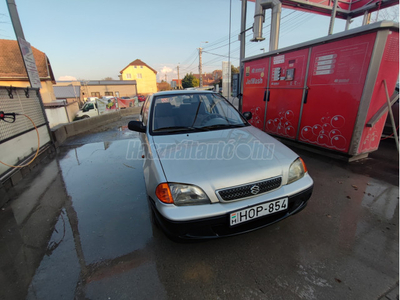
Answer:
240 0 399 160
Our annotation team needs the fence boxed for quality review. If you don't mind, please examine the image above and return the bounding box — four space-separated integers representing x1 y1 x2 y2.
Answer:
0 86 51 177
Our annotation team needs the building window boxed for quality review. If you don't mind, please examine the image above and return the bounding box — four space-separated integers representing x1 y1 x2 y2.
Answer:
105 92 113 96
91 92 100 97
137 73 142 79
126 73 132 79
134 66 137 68
140 66 143 68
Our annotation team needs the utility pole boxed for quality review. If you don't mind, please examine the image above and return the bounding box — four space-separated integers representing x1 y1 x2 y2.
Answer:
198 41 208 88
177 65 181 89
199 47 203 88
164 73 167 82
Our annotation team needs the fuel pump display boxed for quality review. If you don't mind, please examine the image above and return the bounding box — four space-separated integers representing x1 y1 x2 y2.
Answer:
264 48 309 140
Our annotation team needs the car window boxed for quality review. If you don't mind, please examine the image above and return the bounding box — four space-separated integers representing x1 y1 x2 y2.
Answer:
87 103 94 110
151 93 247 133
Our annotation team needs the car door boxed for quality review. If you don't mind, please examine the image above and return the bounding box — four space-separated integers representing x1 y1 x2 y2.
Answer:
86 102 98 117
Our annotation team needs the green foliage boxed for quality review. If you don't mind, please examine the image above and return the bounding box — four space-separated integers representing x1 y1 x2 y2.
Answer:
231 65 239 74
193 77 199 87
182 73 199 88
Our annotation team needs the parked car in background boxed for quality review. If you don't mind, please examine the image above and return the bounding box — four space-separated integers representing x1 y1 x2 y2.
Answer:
75 101 98 119
128 90 313 240
138 95 146 102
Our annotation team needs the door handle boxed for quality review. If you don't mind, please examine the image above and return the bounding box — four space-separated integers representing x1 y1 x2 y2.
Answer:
303 89 309 104
263 90 270 102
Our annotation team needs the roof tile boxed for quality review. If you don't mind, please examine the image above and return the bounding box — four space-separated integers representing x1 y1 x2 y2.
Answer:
0 39 54 80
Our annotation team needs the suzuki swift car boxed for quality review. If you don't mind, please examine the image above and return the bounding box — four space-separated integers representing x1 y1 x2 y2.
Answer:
128 90 313 239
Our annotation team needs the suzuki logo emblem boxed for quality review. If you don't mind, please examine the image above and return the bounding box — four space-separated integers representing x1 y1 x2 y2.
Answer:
250 185 260 195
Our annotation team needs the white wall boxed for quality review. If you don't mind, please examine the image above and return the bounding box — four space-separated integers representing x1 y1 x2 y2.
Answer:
45 102 80 128
0 126 51 176
45 107 69 128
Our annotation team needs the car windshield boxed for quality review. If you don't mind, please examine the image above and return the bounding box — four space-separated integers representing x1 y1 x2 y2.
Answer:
151 93 247 133
83 102 94 110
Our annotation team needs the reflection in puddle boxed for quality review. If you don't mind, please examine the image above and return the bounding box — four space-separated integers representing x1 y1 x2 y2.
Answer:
58 140 150 264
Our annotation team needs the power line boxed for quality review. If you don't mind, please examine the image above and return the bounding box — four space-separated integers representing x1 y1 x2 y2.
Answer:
181 10 313 75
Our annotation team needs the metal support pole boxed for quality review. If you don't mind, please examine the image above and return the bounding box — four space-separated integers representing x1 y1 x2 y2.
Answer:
328 0 338 35
345 16 352 30
35 88 54 145
64 100 70 123
6 0 25 40
239 0 247 113
383 80 399 152
251 0 266 42
362 11 371 25
269 1 282 51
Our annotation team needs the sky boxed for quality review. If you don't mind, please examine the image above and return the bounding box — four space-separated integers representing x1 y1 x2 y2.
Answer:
0 0 397 82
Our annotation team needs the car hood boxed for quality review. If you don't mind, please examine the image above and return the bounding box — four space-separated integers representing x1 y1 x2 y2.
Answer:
152 126 298 199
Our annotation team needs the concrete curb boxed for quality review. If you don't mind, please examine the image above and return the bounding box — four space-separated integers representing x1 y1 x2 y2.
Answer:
51 107 141 147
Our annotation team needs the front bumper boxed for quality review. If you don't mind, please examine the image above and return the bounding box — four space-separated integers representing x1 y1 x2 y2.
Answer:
149 185 313 240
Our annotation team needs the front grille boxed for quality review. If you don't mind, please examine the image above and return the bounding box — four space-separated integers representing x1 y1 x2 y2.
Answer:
217 177 282 201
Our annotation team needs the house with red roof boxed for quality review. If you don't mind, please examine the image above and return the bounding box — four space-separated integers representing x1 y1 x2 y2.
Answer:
119 59 157 94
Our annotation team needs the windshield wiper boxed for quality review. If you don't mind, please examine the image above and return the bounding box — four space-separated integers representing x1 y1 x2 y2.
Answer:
201 124 246 130
154 126 209 132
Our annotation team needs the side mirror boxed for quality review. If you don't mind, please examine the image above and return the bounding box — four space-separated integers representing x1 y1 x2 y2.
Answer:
243 111 252 121
128 120 146 133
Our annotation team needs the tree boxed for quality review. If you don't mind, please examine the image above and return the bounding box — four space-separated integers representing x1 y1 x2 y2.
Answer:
182 73 199 89
193 77 199 87
231 65 239 75
231 65 239 82
158 81 171 91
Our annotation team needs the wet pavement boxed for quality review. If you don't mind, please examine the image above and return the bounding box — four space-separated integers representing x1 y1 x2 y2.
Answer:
0 115 398 300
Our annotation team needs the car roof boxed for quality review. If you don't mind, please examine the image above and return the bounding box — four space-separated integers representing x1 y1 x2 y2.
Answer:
153 90 215 97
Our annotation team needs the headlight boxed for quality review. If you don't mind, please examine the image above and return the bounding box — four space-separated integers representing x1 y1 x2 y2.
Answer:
288 157 307 184
156 183 210 206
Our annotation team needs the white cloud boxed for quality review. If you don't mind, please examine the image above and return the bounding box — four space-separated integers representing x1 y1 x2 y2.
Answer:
160 66 172 73
58 75 77 81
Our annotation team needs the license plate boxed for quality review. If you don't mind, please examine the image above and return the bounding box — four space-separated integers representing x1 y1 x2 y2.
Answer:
230 198 288 226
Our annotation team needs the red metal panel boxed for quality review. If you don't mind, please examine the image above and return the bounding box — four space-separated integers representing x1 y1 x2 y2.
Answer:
265 49 309 140
246 0 398 18
242 58 269 130
299 33 376 153
358 31 399 154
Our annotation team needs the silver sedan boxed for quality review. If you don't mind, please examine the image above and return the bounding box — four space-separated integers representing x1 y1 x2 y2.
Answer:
128 90 313 240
